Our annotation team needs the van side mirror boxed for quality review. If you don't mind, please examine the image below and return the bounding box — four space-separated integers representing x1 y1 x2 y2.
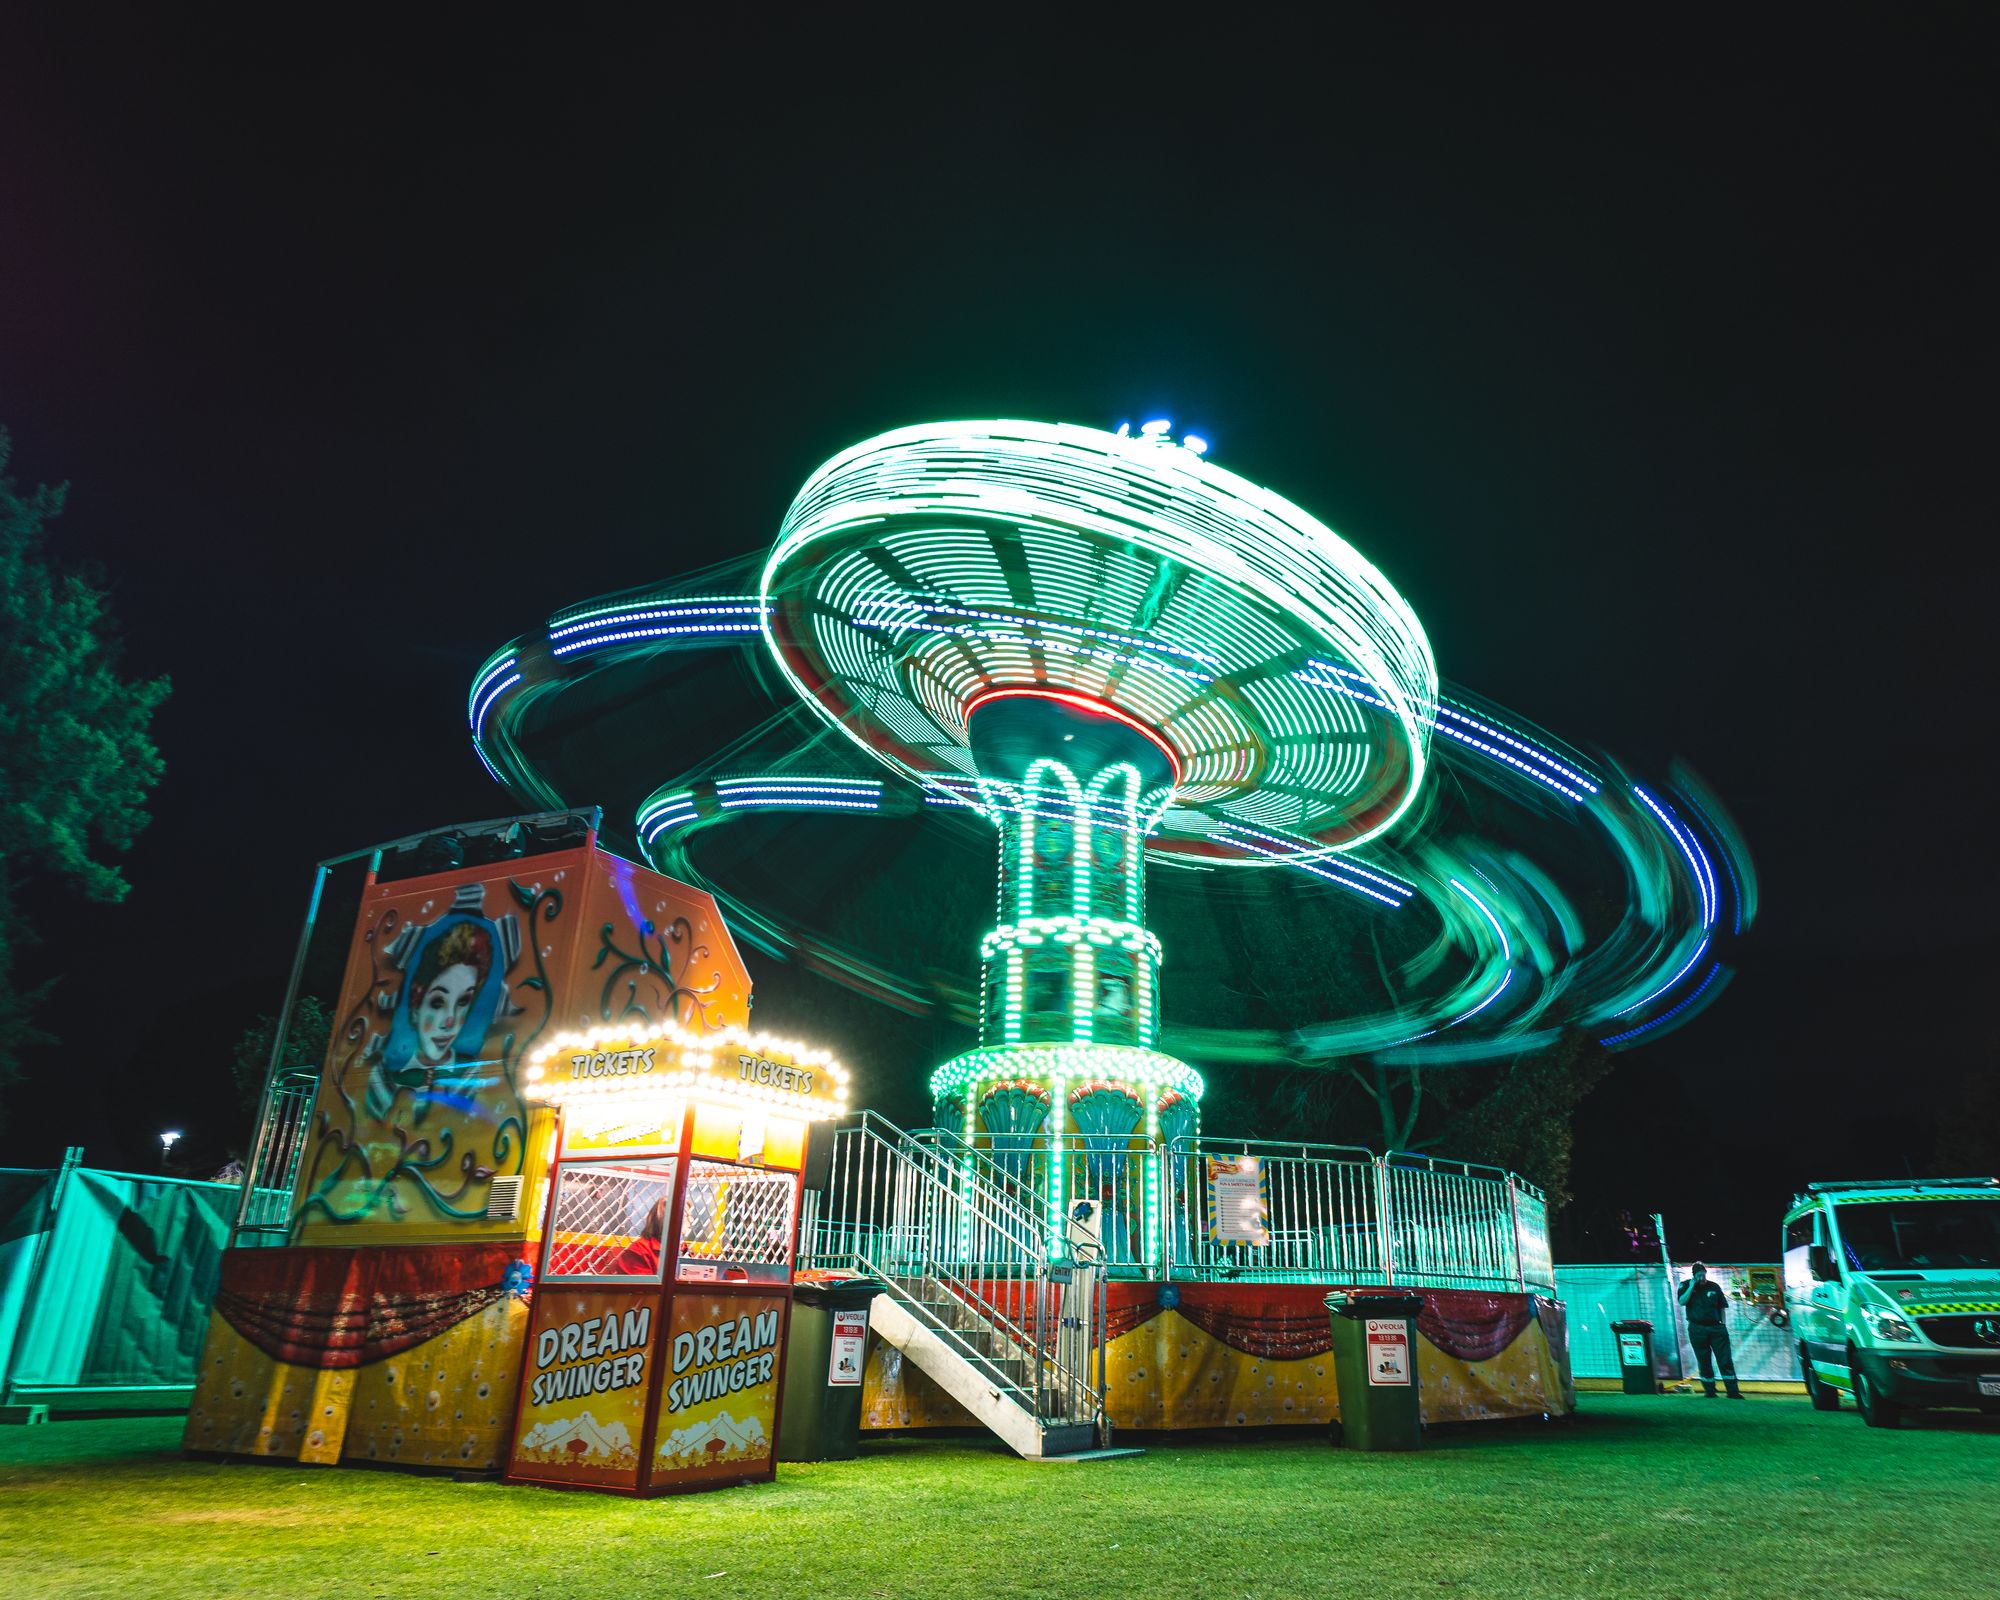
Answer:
1808 1243 1837 1282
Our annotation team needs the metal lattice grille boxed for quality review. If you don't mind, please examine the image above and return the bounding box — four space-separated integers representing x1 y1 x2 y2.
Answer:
544 1160 677 1281
1559 1263 1799 1382
678 1160 796 1282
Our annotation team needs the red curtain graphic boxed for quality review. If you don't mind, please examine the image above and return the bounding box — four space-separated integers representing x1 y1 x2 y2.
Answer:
1106 1284 1538 1363
212 1243 521 1369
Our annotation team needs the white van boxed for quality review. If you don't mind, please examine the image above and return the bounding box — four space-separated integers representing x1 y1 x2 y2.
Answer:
1782 1178 2000 1426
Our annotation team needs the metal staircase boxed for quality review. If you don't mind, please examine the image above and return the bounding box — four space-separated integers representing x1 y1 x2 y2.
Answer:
804 1113 1105 1459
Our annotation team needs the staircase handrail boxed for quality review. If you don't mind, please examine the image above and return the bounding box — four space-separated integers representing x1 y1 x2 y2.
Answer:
903 1135 1047 1270
895 1128 1107 1428
906 1123 1047 1216
877 1129 1056 1410
841 1113 1049 1271
816 1112 1103 1429
868 1126 1052 1352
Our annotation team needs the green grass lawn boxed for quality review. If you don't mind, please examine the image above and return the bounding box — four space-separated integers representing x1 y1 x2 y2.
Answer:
2 1396 1996 1600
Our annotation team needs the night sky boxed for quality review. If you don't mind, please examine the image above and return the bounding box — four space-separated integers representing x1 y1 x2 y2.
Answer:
2 13 1990 1258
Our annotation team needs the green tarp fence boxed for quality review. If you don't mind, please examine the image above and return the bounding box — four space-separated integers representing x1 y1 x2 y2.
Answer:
1 1161 235 1415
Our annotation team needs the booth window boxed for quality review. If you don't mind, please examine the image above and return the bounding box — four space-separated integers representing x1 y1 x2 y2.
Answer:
543 1160 678 1282
677 1160 798 1284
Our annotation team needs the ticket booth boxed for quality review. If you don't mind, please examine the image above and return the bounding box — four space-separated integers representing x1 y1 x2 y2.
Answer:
504 1024 848 1495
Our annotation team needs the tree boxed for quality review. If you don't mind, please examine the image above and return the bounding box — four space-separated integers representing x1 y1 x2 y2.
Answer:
0 430 170 1126
1187 875 1438 1152
229 995 335 1112
1933 1052 2000 1177
1431 1026 1612 1210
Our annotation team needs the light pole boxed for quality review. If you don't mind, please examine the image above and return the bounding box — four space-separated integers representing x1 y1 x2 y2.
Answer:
159 1129 182 1173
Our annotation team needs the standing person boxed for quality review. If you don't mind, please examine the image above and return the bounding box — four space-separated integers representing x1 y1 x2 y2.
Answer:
1679 1263 1744 1399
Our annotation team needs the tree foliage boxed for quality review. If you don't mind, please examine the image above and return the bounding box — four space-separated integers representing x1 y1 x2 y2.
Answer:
0 429 170 1116
1189 876 1439 1154
1430 1027 1612 1209
230 995 335 1112
1160 871 1614 1207
1933 1052 2000 1178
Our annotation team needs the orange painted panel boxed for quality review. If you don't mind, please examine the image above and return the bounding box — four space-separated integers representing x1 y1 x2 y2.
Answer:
293 846 750 1247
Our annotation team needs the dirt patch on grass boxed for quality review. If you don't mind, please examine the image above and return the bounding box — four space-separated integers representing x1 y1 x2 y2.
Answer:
156 1508 321 1527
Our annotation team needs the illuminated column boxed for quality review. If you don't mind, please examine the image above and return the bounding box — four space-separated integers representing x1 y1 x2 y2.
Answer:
1143 1093 1161 1272
970 690 1173 1054
759 418 1431 1270
965 690 1177 1257
1048 1073 1067 1262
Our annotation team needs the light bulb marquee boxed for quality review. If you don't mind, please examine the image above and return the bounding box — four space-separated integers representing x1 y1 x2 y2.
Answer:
524 1024 851 1122
929 1044 1204 1105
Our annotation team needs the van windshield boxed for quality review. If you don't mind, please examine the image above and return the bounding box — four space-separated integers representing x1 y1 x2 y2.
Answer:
1834 1200 2000 1272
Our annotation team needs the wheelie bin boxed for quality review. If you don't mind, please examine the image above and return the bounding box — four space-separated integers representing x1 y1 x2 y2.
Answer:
778 1277 879 1461
1324 1290 1425 1450
1611 1318 1659 1394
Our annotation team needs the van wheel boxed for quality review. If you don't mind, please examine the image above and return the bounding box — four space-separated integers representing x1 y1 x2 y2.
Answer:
1802 1347 1841 1411
1852 1355 1903 1428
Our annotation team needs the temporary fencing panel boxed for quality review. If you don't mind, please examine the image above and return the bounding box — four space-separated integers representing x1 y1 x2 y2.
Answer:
0 1172 53 1396
0 1165 235 1413
1557 1263 1797 1382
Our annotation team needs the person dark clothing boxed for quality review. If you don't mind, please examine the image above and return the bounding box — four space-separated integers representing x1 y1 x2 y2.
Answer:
1681 1275 1728 1325
1679 1269 1742 1398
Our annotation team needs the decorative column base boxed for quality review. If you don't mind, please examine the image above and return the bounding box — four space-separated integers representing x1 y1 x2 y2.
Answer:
933 1043 1202 1274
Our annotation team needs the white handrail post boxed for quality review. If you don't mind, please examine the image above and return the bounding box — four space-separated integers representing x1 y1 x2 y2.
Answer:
1375 1157 1396 1285
1505 1174 1527 1291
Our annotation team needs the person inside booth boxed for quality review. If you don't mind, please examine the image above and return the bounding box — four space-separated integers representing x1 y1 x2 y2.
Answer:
612 1196 668 1277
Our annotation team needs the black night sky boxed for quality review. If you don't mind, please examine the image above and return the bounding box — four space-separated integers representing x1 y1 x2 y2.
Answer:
2 13 1990 1259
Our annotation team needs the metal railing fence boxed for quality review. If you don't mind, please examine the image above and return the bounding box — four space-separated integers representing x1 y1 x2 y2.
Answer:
1161 1136 1385 1283
909 1124 1049 1228
233 1071 319 1240
804 1113 1104 1430
1378 1151 1525 1292
1513 1186 1555 1293
811 1126 1556 1296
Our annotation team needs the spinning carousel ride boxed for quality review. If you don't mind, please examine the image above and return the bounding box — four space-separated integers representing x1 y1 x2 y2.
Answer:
469 418 1753 1265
